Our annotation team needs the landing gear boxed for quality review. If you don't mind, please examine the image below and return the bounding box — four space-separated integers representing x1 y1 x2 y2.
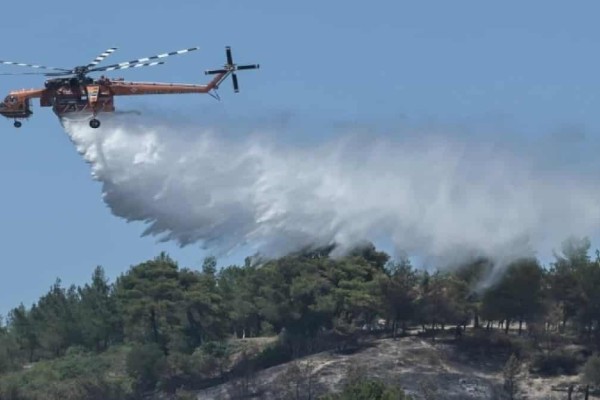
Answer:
89 118 100 129
13 121 22 128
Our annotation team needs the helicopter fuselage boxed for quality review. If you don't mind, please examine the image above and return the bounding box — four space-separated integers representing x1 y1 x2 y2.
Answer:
0 73 227 127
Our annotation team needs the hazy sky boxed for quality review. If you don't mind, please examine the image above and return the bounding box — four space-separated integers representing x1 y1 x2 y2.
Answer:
1 1 600 315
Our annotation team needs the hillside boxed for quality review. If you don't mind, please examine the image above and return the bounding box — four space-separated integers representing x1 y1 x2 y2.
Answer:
3 241 600 399
196 335 585 400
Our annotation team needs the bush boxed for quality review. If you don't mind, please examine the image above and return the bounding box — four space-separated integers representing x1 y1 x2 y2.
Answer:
0 354 132 400
252 343 292 370
190 341 230 378
457 330 531 359
125 343 166 393
530 350 581 376
321 378 412 400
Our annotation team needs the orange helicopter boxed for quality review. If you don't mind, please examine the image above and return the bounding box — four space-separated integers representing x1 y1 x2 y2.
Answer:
0 46 259 128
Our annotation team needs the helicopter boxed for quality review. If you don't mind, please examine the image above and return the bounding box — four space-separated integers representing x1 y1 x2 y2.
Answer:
0 46 259 128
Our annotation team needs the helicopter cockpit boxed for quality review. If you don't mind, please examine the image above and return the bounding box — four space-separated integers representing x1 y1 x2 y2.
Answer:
0 94 32 126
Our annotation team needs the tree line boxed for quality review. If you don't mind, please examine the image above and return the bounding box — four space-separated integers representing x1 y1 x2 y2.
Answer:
1 237 600 398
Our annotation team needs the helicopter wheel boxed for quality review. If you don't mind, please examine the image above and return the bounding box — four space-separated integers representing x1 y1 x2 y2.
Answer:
89 118 101 129
13 121 22 128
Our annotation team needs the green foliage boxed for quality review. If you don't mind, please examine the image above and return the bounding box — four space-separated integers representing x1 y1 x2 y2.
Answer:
251 340 292 370
6 239 600 398
548 238 590 328
8 304 38 362
78 266 122 351
0 345 132 400
320 378 412 400
380 258 417 336
481 258 544 333
125 342 166 392
0 329 19 373
115 253 184 352
415 270 471 333
115 253 227 354
30 280 83 358
190 341 231 377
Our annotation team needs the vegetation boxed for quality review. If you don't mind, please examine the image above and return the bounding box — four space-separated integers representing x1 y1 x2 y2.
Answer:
2 237 600 398
321 378 412 400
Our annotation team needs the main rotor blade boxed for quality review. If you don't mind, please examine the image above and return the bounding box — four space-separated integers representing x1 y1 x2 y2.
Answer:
0 60 69 72
98 61 165 72
86 47 118 68
45 72 75 77
89 47 199 72
0 72 54 75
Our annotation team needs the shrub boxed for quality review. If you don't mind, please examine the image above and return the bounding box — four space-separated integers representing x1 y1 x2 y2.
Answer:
321 378 412 400
253 343 292 370
530 350 581 376
456 330 531 359
125 343 166 393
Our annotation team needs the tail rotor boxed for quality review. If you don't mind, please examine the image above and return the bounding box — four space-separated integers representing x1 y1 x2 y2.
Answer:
205 46 259 93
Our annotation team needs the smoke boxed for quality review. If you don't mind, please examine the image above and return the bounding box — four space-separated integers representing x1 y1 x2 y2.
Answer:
62 114 600 268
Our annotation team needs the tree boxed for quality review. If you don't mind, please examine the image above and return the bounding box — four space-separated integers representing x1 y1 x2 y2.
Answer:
454 258 494 329
180 265 227 349
115 253 184 354
481 258 544 334
416 271 469 336
7 304 38 362
573 254 600 341
548 237 590 329
255 255 337 354
218 264 263 338
77 266 121 351
30 279 82 357
379 258 417 338
329 255 386 337
0 326 19 373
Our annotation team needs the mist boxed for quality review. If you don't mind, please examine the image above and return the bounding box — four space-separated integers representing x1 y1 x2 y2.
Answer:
62 114 600 269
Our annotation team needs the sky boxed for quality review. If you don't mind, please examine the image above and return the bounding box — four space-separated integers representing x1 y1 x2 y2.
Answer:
1 1 600 315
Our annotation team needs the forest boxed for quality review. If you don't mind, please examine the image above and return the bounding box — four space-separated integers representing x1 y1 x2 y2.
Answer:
2 237 600 399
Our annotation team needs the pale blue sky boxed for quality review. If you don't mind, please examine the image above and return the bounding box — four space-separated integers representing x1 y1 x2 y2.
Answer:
1 1 600 315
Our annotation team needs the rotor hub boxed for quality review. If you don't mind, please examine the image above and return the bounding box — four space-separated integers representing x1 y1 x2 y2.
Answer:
73 66 88 77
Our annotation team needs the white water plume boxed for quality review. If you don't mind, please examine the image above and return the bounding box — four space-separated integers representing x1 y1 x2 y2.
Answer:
62 114 600 267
